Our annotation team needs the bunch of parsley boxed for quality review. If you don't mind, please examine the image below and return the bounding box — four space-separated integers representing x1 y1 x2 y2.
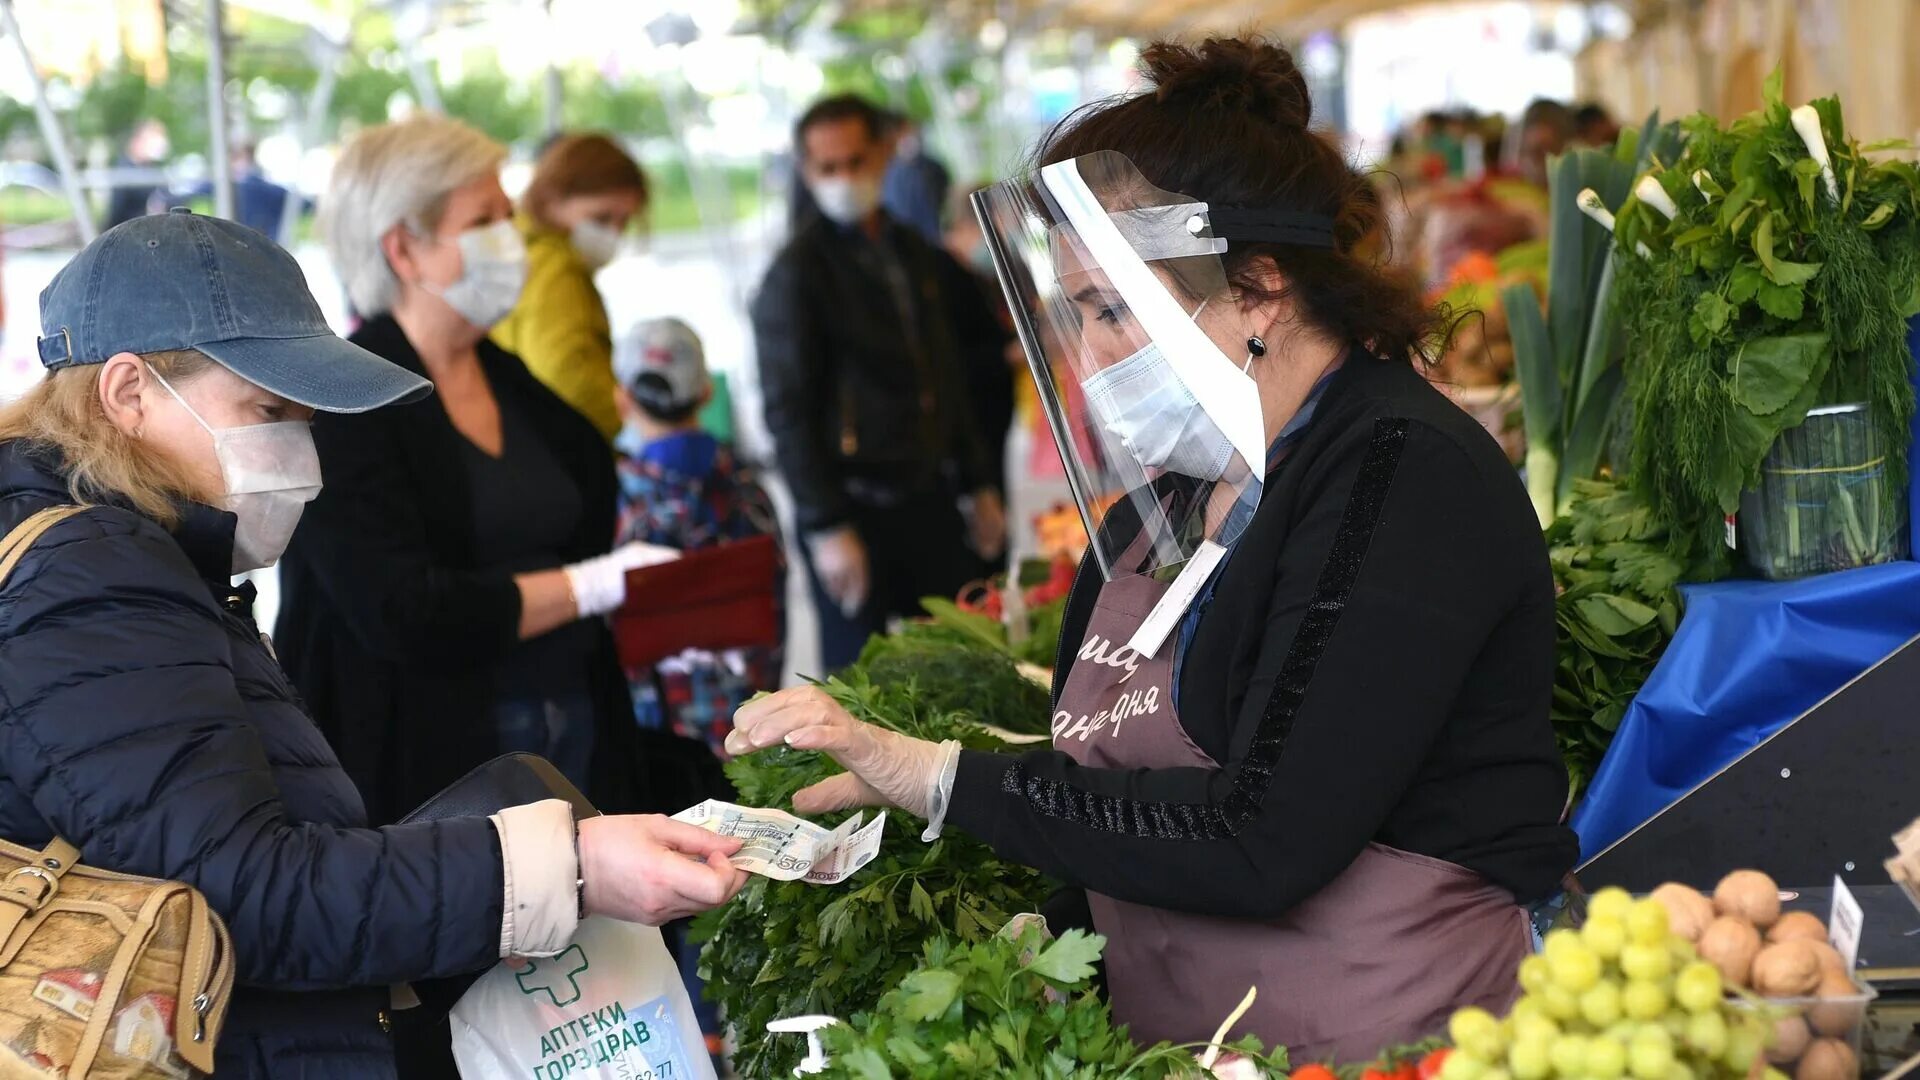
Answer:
692 675 1055 1079
819 927 1290 1079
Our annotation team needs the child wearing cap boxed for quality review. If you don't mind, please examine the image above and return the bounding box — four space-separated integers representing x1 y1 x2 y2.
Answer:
614 317 782 1060
614 317 785 756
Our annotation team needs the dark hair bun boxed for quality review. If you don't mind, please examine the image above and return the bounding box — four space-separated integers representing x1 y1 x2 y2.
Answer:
1142 38 1311 130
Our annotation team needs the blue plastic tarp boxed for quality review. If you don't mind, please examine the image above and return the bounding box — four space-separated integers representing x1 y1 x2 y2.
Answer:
1571 318 1920 863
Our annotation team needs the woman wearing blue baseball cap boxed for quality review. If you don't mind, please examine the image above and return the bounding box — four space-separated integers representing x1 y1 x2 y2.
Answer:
0 210 746 1078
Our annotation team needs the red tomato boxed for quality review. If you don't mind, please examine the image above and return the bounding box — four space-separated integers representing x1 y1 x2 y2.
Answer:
1417 1049 1451 1080
1361 1068 1393 1080
1293 1065 1340 1080
1393 1063 1419 1080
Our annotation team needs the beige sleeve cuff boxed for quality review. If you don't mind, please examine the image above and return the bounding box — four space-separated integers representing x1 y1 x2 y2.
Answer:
491 799 581 959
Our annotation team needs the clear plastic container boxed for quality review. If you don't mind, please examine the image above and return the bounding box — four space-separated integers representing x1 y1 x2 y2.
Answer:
1737 403 1910 580
1726 975 1878 1079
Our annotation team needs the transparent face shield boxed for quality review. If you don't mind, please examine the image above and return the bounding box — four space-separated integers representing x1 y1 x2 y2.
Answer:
973 151 1265 586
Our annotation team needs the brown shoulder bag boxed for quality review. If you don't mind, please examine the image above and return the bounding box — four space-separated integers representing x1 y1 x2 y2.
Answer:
0 506 235 1078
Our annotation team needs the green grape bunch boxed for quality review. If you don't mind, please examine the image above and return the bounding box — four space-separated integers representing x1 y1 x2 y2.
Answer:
1438 889 1783 1080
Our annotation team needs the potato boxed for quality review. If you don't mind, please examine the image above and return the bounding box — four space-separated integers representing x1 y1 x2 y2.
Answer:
1795 1037 1858 1080
1768 910 1830 945
1715 869 1783 928
1700 915 1764 988
1767 1014 1813 1064
1752 939 1825 997
1809 970 1866 1038
1806 940 1850 979
1651 883 1718 942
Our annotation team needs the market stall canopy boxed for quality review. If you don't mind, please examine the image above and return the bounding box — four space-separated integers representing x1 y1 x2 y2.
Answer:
834 0 1483 37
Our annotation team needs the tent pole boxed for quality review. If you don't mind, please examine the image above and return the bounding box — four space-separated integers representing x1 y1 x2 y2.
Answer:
0 0 97 242
543 0 562 137
279 31 343 246
206 0 234 220
399 0 445 114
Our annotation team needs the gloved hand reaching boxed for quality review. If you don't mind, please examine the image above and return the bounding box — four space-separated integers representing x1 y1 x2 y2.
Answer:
726 686 962 838
564 541 681 618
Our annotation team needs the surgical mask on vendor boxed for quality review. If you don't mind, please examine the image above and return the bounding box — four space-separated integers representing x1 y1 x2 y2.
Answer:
1079 301 1238 482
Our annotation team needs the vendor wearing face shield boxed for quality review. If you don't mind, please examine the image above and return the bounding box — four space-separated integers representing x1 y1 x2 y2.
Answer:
729 37 1577 1060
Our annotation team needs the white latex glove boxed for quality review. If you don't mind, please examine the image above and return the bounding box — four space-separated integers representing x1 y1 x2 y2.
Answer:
965 489 1007 561
806 526 870 618
725 686 962 838
565 541 682 618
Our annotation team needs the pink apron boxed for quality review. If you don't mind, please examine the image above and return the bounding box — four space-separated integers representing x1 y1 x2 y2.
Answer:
1052 560 1529 1062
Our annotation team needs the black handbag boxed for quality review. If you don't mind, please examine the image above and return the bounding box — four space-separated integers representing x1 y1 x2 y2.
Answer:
399 752 600 826
392 753 597 1080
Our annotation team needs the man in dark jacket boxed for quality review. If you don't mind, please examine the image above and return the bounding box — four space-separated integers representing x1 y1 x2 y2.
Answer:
753 94 1013 671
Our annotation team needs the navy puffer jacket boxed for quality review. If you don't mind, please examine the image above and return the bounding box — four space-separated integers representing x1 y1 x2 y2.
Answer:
0 441 505 1078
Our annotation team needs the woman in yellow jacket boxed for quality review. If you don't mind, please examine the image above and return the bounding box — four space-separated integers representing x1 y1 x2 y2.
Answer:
494 133 648 440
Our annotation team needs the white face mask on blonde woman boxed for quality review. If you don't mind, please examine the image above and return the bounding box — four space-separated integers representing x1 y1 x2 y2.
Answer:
145 362 322 573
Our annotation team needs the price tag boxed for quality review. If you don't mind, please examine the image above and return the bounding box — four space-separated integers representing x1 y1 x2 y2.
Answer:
1829 874 1864 971
1127 541 1227 660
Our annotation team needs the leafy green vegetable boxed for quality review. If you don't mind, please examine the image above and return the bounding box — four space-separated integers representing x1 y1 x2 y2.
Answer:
1547 480 1697 795
1610 71 1920 566
694 674 1056 1079
1730 333 1831 414
817 927 1290 1079
1506 115 1682 524
854 618 1054 736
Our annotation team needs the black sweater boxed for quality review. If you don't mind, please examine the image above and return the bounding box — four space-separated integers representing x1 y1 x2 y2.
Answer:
275 315 631 824
947 354 1578 917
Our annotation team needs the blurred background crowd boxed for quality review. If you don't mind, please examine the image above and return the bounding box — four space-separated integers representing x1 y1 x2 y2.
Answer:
0 0 1911 678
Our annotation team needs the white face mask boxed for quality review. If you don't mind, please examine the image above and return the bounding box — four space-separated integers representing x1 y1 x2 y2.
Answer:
1081 340 1238 482
570 220 623 271
426 219 528 329
154 371 323 574
809 175 883 226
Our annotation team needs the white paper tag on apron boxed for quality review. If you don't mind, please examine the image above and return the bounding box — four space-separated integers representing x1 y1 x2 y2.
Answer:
1127 540 1227 660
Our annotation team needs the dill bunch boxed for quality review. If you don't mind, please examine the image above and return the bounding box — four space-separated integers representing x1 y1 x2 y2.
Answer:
1608 71 1920 568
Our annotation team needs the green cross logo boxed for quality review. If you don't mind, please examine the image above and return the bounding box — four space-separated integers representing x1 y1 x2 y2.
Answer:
515 945 590 1007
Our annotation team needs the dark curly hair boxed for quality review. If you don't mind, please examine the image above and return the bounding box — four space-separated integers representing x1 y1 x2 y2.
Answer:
1038 36 1446 365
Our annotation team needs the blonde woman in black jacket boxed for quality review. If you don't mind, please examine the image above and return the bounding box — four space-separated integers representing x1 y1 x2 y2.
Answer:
0 212 744 1077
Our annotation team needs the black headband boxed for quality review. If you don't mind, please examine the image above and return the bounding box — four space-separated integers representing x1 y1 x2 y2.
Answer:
1200 207 1338 249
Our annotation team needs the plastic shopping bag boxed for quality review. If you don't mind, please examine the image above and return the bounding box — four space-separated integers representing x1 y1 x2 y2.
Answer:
451 917 715 1080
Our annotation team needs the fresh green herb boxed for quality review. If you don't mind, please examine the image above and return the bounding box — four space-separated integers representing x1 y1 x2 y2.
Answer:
817 927 1290 1079
854 612 1055 736
1546 479 1700 795
909 594 1072 670
694 675 1056 1079
1608 70 1920 566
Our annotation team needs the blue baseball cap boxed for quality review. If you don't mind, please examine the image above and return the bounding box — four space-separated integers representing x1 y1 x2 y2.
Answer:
36 209 430 414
